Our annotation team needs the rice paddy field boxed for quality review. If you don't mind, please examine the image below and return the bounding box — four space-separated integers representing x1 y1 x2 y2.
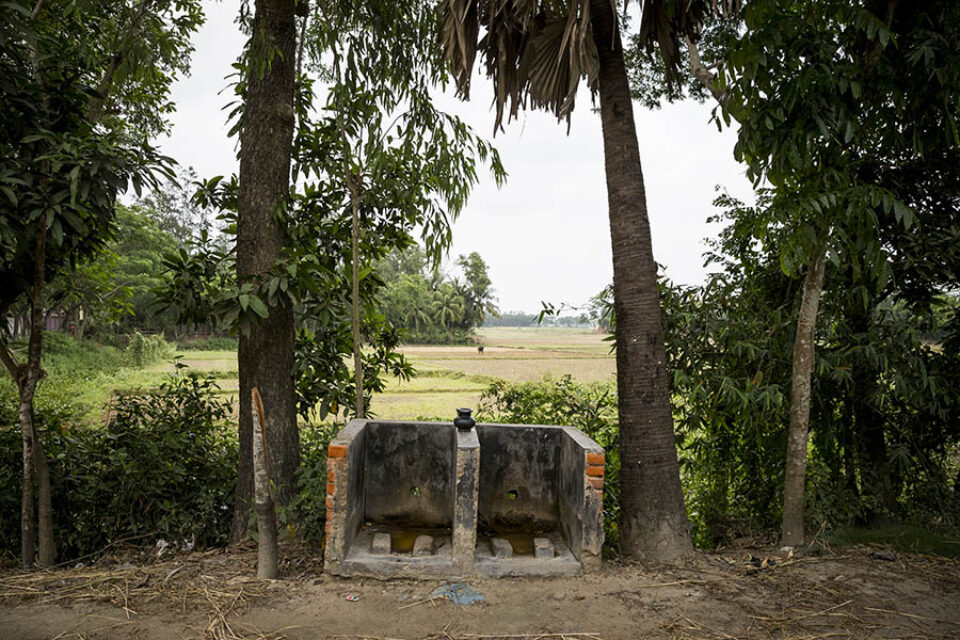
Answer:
147 326 615 421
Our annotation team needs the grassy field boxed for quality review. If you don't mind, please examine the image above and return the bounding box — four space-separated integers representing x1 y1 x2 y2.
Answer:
140 327 614 421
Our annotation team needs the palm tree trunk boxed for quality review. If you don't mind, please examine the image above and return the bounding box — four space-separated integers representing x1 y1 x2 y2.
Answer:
590 0 692 559
233 0 299 540
781 245 827 546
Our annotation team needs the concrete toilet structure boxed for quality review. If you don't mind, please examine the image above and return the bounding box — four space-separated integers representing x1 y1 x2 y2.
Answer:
323 418 604 578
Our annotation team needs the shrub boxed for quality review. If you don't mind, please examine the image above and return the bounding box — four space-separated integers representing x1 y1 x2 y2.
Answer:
287 421 343 543
0 373 236 562
40 331 126 374
125 331 173 367
175 336 239 351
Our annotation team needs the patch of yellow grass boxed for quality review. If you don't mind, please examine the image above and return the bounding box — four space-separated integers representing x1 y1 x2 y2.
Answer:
92 328 614 423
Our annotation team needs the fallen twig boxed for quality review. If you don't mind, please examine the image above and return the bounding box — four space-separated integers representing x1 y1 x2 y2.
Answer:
398 596 440 610
865 607 960 627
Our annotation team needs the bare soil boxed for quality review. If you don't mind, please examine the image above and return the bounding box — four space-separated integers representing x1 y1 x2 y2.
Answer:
1 541 958 640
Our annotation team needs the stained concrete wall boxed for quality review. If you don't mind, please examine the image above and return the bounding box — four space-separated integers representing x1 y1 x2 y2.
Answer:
558 429 586 557
324 419 604 577
345 426 366 544
476 424 562 532
362 421 455 528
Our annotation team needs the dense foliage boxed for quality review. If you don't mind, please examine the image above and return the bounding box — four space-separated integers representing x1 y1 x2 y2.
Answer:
0 343 338 563
0 372 235 561
380 246 499 344
583 199 960 546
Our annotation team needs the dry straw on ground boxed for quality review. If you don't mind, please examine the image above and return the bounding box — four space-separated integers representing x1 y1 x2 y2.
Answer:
1 543 958 640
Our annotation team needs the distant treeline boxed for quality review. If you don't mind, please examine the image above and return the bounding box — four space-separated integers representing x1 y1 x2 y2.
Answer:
484 312 593 328
380 246 499 344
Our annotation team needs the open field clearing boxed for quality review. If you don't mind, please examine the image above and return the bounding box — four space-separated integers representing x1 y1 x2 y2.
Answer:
378 328 614 417
134 328 615 421
477 326 614 354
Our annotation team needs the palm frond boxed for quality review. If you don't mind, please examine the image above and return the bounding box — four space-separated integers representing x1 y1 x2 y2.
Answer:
440 0 480 98
637 0 740 79
439 0 740 130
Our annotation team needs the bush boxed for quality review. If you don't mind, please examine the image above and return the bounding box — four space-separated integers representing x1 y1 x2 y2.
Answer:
175 336 239 351
0 373 236 562
125 331 173 367
287 421 343 543
40 331 126 374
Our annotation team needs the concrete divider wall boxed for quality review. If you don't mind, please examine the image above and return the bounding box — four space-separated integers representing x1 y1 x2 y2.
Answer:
324 419 366 570
560 427 605 569
559 429 586 558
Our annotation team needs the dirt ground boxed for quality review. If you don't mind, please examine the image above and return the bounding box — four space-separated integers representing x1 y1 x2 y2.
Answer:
1 542 958 640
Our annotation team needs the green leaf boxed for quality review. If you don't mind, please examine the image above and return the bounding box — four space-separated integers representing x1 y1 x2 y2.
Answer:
0 186 16 206
248 295 269 318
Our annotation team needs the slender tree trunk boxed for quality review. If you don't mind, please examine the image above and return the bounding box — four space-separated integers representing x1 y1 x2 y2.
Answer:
233 0 299 541
349 179 364 418
781 246 828 546
840 409 860 506
858 410 896 523
954 466 960 507
19 396 36 569
590 0 692 560
18 225 49 567
35 436 55 566
252 389 278 579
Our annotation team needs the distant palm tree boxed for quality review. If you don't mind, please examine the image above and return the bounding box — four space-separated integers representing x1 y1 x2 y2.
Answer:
405 295 434 334
432 285 465 328
440 0 727 559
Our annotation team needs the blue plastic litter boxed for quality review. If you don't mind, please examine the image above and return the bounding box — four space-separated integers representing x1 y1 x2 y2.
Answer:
431 582 485 605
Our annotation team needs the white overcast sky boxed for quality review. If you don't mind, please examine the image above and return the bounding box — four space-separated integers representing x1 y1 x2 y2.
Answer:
160 1 754 313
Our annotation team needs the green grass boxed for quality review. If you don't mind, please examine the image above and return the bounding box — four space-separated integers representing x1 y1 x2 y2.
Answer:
11 327 613 424
376 328 614 417
1 334 180 423
829 524 960 558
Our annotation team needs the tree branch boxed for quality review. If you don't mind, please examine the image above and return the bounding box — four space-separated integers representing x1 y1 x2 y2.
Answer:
685 36 727 108
86 0 155 122
865 0 898 72
0 339 21 381
30 0 46 19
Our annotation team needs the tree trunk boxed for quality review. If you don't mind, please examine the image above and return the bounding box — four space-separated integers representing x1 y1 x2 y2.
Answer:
590 0 692 560
18 224 51 568
35 435 55 566
781 246 828 547
349 179 364 418
19 394 36 569
859 408 896 523
954 466 960 507
233 0 299 541
252 389 278 579
840 409 860 507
